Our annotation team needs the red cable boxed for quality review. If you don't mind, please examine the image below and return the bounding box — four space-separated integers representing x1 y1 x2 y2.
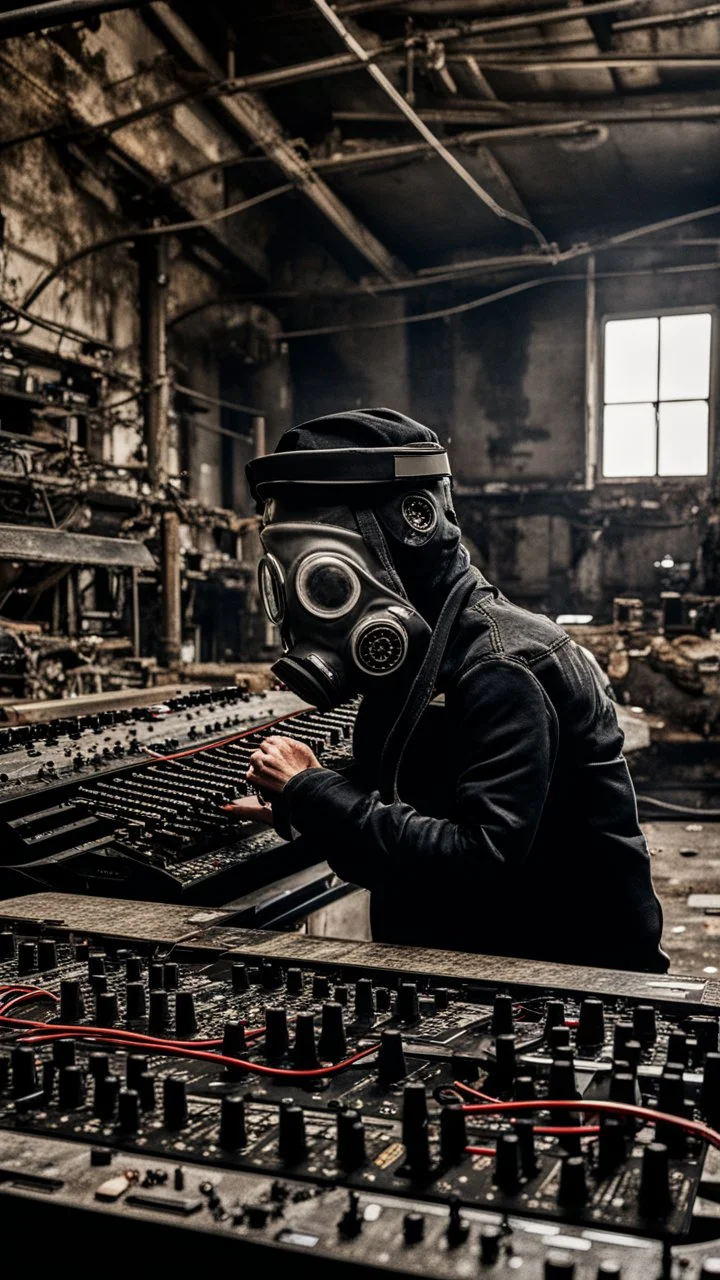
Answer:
461 1099 720 1151
142 709 308 762
454 1081 600 1137
465 1146 496 1156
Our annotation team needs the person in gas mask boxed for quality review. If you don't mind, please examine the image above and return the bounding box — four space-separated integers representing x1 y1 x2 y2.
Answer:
229 408 667 974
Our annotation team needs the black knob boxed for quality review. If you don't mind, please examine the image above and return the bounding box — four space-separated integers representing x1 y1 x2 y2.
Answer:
609 1070 640 1106
163 963 179 991
550 1025 571 1053
402 1083 430 1172
52 1039 76 1068
494 1131 522 1192
658 1071 684 1116
548 1059 578 1099
688 1017 719 1059
175 992 197 1037
96 992 119 1028
397 983 419 1023
514 1075 536 1101
312 973 330 1000
163 1076 188 1129
378 1029 406 1083
639 1142 671 1216
375 987 390 1012
232 963 250 994
544 1253 576 1278
576 999 605 1048
403 1212 425 1245
138 1072 156 1111
58 1064 86 1110
17 941 37 976
334 985 348 1006
479 1225 502 1265
118 1087 141 1134
622 1040 642 1073
434 987 451 1011
88 952 106 977
336 1110 366 1170
544 999 566 1038
223 1020 248 1076
261 961 283 991
355 978 374 1021
446 1196 470 1248
37 940 57 970
278 1104 307 1163
126 982 147 1022
292 1012 318 1069
265 1006 289 1061
558 1154 588 1207
0 932 14 960
12 1046 38 1096
516 1116 537 1177
126 956 142 983
149 989 169 1033
440 1104 467 1163
613 1021 634 1059
94 1073 120 1122
338 1190 363 1238
318 1002 346 1062
220 1094 247 1150
127 1054 149 1091
667 1030 688 1066
702 1054 720 1125
91 974 108 997
286 967 303 995
492 993 514 1036
632 1004 657 1044
598 1116 627 1174
495 1034 516 1085
148 963 164 990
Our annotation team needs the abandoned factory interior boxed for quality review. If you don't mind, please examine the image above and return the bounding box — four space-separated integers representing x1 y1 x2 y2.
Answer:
1 0 720 1273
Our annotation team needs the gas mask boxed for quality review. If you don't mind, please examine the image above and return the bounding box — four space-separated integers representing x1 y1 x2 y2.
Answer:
247 442 452 710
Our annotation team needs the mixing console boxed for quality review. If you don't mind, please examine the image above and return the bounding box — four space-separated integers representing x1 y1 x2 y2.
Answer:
0 688 356 903
0 892 718 1275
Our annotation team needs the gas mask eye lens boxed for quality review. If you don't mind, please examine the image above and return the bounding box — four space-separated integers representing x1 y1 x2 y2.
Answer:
258 555 285 625
401 493 438 535
296 554 361 619
351 616 408 676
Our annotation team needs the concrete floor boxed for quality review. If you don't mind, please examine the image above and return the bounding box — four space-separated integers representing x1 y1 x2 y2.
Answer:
645 820 720 976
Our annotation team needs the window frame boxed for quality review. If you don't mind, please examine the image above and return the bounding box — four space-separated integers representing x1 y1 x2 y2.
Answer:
597 304 717 485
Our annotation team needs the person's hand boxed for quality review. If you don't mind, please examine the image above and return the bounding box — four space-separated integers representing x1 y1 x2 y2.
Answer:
246 735 321 794
222 796 275 824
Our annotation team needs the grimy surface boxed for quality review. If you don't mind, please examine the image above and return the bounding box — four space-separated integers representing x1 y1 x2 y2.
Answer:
0 893 719 1274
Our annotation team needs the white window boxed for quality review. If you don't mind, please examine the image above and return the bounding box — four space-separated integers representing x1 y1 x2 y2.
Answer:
601 311 712 479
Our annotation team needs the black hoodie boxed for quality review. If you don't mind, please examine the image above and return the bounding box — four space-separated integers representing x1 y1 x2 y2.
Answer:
267 409 668 973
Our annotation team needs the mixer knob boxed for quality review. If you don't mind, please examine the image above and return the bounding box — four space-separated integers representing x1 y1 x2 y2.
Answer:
373 987 389 1012
598 1116 627 1174
632 1004 657 1044
446 1196 470 1248
514 1076 536 1101
231 963 250 994
58 1064 86 1110
434 987 451 1011
402 1083 430 1172
52 1039 76 1068
95 992 118 1028
336 1110 366 1170
149 989 169 1033
318 1002 347 1062
162 963 179 991
127 1054 149 1091
495 1034 516 1085
223 1019 248 1073
479 1225 502 1265
609 1070 640 1107
278 1103 308 1163
138 1072 156 1111
639 1142 671 1216
163 1076 188 1129
12 1046 38 1096
658 1070 684 1116
292 1012 318 1069
220 1094 247 1150
558 1155 588 1207
494 1132 522 1192
60 979 84 1023
286 967 303 995
544 999 566 1037
378 1029 406 1083
338 1190 363 1238
403 1212 425 1245
516 1117 537 1177
37 940 57 970
440 1104 467 1163
175 992 197 1037
492 993 514 1036
688 1017 719 1059
91 974 108 997
702 1054 720 1125
550 1025 571 1053
265 1006 290 1061
312 974 330 1000
354 978 374 1021
544 1253 576 1278
548 1059 579 1099
261 961 283 991
334 984 348 1007
621 1040 642 1073
667 1030 688 1066
17 941 37 976
397 983 420 1023
88 953 106 977
118 1087 141 1134
0 932 14 960
126 957 142 983
126 982 147 1021
94 1074 120 1122
88 1053 109 1083
612 1021 633 1059
149 964 164 990
576 999 605 1048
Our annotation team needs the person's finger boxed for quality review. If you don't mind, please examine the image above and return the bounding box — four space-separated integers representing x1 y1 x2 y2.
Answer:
221 798 274 825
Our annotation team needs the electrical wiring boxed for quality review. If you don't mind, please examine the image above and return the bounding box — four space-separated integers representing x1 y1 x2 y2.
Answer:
453 1080 600 1137
461 1099 720 1152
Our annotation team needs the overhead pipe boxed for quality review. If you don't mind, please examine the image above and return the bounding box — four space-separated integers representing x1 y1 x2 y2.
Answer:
0 0 148 39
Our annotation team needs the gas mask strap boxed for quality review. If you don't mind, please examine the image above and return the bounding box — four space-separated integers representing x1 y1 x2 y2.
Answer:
378 565 479 804
354 508 407 600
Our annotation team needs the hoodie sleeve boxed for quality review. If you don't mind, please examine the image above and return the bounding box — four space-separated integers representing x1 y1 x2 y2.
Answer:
272 658 559 889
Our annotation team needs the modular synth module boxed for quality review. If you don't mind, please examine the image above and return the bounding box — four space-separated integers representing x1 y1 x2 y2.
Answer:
0 892 718 1275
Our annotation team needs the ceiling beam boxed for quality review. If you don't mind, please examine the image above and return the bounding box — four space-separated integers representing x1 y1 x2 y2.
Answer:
333 91 720 126
149 2 410 283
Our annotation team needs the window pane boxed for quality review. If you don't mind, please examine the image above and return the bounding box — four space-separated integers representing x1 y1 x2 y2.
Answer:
602 403 657 477
604 318 659 404
659 313 712 401
658 400 709 476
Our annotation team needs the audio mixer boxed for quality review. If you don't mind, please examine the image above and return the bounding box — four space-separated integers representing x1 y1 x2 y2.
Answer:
0 687 357 903
0 892 718 1275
